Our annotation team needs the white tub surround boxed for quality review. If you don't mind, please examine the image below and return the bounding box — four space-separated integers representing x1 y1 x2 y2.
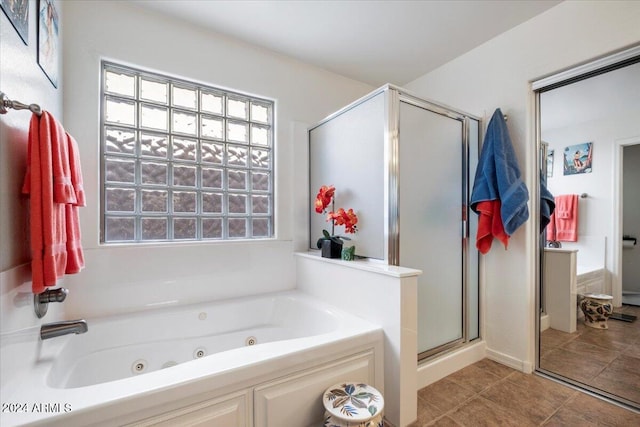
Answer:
577 268 606 298
295 252 420 427
59 241 297 320
0 264 67 335
560 236 608 297
0 291 383 427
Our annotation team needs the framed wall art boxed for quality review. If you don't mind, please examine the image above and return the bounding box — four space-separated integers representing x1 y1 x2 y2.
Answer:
563 142 593 175
37 0 59 87
1 0 29 45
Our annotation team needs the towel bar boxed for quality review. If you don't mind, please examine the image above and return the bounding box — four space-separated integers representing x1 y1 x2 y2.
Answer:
0 91 42 116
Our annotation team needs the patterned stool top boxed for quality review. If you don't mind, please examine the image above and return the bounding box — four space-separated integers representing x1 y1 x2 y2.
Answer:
323 383 384 422
583 293 613 300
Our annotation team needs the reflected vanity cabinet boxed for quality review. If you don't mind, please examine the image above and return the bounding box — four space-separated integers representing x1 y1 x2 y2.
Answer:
543 248 578 334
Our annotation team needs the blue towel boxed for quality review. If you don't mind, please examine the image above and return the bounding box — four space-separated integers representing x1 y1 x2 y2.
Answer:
539 173 555 233
470 108 529 236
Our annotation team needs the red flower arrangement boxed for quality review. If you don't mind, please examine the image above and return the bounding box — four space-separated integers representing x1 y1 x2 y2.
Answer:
314 185 335 214
327 208 359 234
314 185 358 250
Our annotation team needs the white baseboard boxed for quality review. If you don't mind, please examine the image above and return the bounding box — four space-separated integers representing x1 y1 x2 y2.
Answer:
416 341 486 389
486 348 533 373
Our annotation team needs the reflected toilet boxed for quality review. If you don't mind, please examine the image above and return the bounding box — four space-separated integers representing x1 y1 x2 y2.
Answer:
579 293 614 329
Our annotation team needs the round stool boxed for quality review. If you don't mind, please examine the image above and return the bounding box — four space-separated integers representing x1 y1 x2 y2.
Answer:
322 383 384 427
580 293 614 329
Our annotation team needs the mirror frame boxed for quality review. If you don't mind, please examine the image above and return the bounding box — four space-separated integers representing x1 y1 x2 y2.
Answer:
533 44 640 410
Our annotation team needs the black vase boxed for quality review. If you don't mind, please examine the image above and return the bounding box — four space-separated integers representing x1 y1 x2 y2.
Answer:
321 239 343 259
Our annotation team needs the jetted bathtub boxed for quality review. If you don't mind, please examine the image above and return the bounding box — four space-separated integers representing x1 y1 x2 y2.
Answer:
0 291 383 426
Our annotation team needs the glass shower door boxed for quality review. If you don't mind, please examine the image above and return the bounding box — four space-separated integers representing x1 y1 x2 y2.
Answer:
398 100 477 356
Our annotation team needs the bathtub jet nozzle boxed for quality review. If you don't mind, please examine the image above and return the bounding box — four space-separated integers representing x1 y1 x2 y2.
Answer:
40 319 88 340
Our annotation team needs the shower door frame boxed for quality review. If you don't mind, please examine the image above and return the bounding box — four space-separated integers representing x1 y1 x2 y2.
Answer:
307 84 481 361
387 87 481 360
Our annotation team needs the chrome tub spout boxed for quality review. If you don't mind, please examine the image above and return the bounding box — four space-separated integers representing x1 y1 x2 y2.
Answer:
40 320 88 340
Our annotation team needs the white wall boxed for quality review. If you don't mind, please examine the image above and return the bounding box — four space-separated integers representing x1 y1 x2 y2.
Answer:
405 1 640 370
0 1 65 332
623 144 640 292
1 0 372 329
1 1 63 270
58 0 373 319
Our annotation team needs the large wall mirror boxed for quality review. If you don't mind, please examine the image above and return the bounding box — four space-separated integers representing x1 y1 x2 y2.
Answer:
535 46 640 410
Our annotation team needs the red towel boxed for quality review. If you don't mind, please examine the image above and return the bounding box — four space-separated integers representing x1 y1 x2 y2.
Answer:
554 194 578 242
22 112 85 293
475 200 509 254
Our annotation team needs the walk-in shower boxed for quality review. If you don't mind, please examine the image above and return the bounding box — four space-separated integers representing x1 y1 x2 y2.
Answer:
309 85 481 359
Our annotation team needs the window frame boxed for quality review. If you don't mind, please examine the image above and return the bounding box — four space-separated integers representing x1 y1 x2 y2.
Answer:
99 61 275 244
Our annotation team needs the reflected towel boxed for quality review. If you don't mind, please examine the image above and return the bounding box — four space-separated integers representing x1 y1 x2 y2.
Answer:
546 210 557 242
554 194 578 242
540 175 555 234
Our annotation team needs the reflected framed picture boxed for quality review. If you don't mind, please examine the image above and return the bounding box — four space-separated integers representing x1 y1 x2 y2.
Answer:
563 142 593 175
0 0 29 45
547 149 554 178
37 0 59 88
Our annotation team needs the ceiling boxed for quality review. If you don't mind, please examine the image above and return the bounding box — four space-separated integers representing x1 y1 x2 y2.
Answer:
541 60 640 132
130 0 562 87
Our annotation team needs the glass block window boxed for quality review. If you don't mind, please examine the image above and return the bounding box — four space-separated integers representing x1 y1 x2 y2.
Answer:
101 62 274 242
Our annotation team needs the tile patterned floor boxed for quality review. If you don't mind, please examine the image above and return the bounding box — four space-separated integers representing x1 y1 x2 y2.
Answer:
410 358 640 426
540 304 640 404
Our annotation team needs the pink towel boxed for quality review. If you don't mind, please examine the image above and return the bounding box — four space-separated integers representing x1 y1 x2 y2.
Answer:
65 134 85 273
553 194 578 242
22 112 85 293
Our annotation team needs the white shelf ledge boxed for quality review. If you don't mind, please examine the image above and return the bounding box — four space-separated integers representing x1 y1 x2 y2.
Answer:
295 251 422 278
